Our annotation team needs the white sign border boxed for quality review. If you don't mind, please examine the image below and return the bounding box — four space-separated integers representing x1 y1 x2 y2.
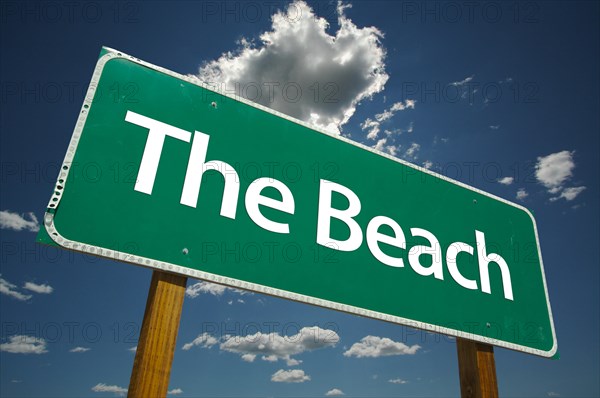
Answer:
43 47 557 358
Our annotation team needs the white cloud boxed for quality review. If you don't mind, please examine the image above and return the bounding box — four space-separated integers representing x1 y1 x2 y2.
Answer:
535 150 575 192
286 357 302 366
325 388 345 396
550 186 586 202
361 118 380 140
271 369 310 383
0 335 47 354
69 346 90 353
516 189 529 201
389 378 408 384
373 137 387 152
0 276 32 301
185 282 227 297
385 145 398 156
181 332 219 351
197 0 388 134
404 142 420 160
241 353 256 362
370 137 398 156
343 336 420 358
489 125 500 130
203 326 339 365
91 383 127 396
498 176 514 185
423 160 433 170
364 100 415 140
185 281 250 298
23 282 53 294
547 392 560 397
0 210 39 232
168 388 183 395
375 100 416 122
374 110 393 123
450 75 474 86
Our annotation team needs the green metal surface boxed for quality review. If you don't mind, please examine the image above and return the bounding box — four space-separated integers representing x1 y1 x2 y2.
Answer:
38 49 556 356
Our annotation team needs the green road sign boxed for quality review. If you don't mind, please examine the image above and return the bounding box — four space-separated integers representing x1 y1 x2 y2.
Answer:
38 47 557 357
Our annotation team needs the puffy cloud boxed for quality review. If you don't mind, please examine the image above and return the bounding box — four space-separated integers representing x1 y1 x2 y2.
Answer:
422 160 433 170
550 186 586 202
343 336 420 358
220 326 338 364
241 353 256 362
388 378 408 384
362 118 381 140
181 333 219 351
286 357 302 366
0 276 32 301
373 138 387 152
535 150 575 192
0 210 39 232
0 335 47 354
185 281 250 298
23 282 53 294
325 388 345 396
404 143 420 160
371 138 398 156
168 388 183 395
69 347 90 353
385 145 398 157
197 0 388 133
91 383 127 396
498 176 514 185
271 369 310 383
183 326 338 365
489 125 500 130
516 189 529 201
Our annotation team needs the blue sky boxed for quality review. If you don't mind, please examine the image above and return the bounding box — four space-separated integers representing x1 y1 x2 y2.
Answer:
1 1 598 397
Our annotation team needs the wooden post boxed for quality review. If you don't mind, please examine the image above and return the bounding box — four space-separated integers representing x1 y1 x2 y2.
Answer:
456 338 499 398
128 271 187 398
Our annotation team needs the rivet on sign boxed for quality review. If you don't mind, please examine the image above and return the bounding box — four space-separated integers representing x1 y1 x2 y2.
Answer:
211 101 217 109
182 248 189 255
486 322 491 328
473 199 477 204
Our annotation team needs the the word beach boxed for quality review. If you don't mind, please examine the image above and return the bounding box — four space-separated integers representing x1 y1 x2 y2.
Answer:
127 110 513 301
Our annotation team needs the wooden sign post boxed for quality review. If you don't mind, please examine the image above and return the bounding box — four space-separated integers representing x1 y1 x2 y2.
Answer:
128 271 187 398
457 338 499 398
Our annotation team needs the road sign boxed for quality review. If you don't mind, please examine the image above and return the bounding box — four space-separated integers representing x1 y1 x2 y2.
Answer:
38 47 557 357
